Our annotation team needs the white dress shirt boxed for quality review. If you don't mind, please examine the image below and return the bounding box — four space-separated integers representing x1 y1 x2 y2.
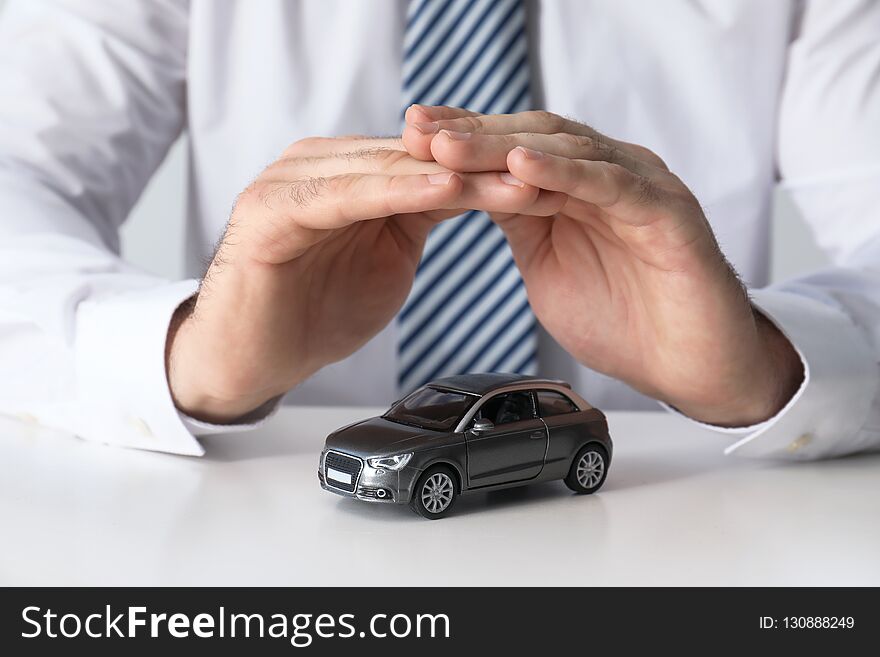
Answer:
0 0 878 460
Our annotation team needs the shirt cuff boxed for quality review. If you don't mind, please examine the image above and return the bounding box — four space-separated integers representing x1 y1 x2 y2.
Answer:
73 280 204 455
660 289 878 459
74 281 280 456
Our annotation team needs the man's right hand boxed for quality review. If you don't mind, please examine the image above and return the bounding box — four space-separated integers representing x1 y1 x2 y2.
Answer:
165 135 553 423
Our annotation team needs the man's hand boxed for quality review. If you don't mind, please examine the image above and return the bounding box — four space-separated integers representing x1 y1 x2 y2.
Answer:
403 106 803 426
166 136 546 423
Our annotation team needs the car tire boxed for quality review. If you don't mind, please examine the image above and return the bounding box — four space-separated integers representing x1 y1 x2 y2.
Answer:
564 444 609 494
410 466 458 519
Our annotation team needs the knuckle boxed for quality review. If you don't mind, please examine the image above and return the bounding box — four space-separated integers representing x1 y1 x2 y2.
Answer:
499 133 523 150
324 174 355 197
266 156 307 176
274 176 330 209
602 162 631 185
240 179 264 200
386 174 410 197
668 182 701 212
556 132 592 149
458 116 484 132
607 146 626 165
592 136 616 157
597 163 630 204
385 173 402 189
530 110 565 131
232 180 264 215
282 136 327 158
595 139 627 167
632 144 668 169
340 146 402 166
374 148 409 169
634 176 662 205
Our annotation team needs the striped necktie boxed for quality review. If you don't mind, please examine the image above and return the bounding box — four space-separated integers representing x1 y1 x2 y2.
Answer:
397 0 537 393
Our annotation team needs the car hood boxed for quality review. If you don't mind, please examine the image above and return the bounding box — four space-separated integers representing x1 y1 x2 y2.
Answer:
323 416 445 458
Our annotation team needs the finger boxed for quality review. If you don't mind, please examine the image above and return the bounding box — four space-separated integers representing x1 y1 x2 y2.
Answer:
253 172 464 231
489 189 570 221
404 103 482 124
267 147 449 178
430 130 656 177
281 136 406 159
403 105 483 161
515 188 569 217
456 171 541 214
507 148 666 226
255 171 542 229
417 109 668 169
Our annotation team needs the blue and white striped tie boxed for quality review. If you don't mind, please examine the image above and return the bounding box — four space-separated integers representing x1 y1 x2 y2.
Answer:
397 0 537 393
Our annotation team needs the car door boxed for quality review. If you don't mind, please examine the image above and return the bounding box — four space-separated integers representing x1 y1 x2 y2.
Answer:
465 390 548 487
535 388 604 472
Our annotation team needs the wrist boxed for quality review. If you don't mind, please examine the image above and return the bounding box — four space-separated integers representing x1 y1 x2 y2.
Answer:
750 308 804 419
165 293 287 424
673 307 804 427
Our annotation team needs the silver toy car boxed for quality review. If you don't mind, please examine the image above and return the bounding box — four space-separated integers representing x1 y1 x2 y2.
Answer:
318 373 612 519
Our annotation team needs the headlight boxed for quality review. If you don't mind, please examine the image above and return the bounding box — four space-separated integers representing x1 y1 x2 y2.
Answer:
368 453 413 470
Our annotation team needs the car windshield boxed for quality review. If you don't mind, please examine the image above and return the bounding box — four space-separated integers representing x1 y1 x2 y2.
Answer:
383 386 478 432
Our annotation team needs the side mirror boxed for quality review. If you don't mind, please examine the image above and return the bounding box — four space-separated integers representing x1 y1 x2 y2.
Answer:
471 418 494 433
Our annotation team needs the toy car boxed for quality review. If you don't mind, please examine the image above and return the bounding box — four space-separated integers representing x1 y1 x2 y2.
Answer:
318 373 612 519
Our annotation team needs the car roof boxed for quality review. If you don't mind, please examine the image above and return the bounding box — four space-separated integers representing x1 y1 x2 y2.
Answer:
428 373 570 396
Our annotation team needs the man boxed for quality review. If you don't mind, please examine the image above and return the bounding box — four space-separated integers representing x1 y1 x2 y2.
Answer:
0 0 878 460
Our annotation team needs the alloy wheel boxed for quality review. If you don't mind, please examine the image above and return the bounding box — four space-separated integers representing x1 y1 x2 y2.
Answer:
421 472 454 514
576 451 605 489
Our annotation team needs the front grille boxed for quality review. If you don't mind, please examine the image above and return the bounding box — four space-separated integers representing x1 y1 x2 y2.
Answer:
323 451 363 493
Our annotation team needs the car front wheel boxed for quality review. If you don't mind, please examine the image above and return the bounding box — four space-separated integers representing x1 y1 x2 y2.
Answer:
564 444 609 494
410 466 458 519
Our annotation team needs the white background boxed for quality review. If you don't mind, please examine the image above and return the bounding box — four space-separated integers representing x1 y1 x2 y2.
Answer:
0 0 830 283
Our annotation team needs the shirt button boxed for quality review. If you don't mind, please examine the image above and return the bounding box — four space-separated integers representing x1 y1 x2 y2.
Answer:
128 416 153 438
786 432 812 453
16 412 39 425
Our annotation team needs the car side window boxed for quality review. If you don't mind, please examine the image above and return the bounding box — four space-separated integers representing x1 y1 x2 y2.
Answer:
475 392 535 425
536 390 579 417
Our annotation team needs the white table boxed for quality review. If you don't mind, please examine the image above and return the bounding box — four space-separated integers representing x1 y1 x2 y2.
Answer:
1 407 878 586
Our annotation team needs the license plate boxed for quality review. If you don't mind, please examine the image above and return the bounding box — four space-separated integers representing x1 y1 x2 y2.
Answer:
326 468 352 485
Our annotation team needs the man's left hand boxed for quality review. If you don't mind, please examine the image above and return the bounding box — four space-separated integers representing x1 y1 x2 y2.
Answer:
403 105 803 427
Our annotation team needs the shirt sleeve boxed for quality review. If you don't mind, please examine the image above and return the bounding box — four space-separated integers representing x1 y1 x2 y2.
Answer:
664 0 880 460
0 0 270 455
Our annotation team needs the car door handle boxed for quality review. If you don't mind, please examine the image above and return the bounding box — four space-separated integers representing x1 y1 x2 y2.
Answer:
530 431 544 439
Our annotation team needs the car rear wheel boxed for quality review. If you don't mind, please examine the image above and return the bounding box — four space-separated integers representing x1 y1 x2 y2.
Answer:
410 466 458 519
564 444 608 494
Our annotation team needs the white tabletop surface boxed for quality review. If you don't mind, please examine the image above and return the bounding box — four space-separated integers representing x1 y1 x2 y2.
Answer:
1 407 878 586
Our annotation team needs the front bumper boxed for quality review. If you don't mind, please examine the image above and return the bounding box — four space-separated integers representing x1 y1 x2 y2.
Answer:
318 450 420 504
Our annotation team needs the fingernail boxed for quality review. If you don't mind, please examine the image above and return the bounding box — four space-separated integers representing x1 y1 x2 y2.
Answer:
428 172 455 185
515 146 544 159
407 104 429 120
414 121 440 134
501 172 525 187
441 129 471 141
